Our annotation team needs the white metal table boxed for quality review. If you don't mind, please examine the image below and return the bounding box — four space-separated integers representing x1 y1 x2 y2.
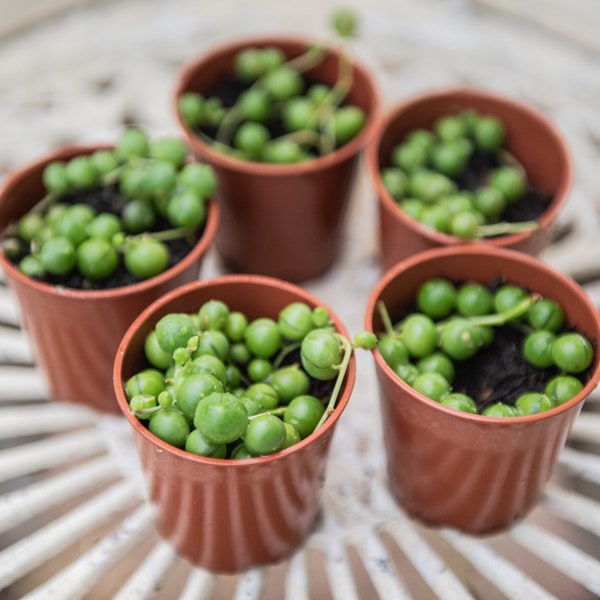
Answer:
1 1 599 597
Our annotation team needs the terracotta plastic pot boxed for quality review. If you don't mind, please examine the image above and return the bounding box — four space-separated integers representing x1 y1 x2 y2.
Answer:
365 245 600 533
0 144 219 414
366 87 572 271
114 274 356 572
173 35 381 283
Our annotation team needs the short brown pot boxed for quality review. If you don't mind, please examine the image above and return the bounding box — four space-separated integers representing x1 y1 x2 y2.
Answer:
0 144 219 414
173 35 381 283
366 87 572 271
113 274 356 572
365 245 600 533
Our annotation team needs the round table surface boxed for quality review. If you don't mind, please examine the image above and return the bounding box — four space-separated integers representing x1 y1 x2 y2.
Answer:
1 1 599 598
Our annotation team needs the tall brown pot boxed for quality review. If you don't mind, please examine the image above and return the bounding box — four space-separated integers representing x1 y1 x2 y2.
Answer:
366 87 572 271
114 274 356 571
0 144 219 413
365 245 600 533
173 36 381 282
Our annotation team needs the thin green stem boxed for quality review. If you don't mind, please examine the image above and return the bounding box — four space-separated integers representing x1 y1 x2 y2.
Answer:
445 294 539 329
272 341 301 369
131 405 162 419
26 192 57 215
271 129 323 148
316 104 336 155
125 228 192 246
4 192 57 238
314 334 352 431
498 149 527 176
101 164 128 186
377 301 396 337
477 220 538 238
476 295 538 326
285 44 326 73
248 406 287 420
215 106 244 146
328 49 354 106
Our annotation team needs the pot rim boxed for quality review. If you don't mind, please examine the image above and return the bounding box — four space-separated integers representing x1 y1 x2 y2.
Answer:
114 273 357 466
365 244 600 425
365 85 572 248
0 143 220 300
172 33 382 175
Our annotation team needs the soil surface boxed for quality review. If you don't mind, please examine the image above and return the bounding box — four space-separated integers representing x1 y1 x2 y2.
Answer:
452 324 558 411
194 74 345 156
384 146 552 226
393 279 589 412
9 184 201 290
456 148 552 224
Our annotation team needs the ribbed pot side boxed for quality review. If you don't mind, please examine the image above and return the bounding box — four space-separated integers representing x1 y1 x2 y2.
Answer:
365 245 600 533
366 87 571 271
174 36 381 283
114 275 356 571
0 144 219 413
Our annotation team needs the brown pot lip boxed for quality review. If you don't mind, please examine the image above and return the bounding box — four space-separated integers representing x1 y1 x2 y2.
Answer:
0 143 220 300
365 85 573 247
365 244 600 425
114 273 357 466
172 34 382 175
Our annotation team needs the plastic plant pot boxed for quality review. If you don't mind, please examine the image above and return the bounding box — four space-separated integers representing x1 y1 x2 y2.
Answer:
366 87 572 271
364 245 600 533
0 143 219 413
113 274 356 572
173 35 381 283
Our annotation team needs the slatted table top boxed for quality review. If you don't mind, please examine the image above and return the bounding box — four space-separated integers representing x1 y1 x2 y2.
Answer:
0 1 599 598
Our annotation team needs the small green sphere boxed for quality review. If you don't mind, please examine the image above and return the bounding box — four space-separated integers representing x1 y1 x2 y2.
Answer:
412 372 451 402
193 392 248 445
76 237 119 280
482 402 519 417
124 239 170 279
515 392 555 416
551 332 594 374
416 278 457 320
149 408 190 448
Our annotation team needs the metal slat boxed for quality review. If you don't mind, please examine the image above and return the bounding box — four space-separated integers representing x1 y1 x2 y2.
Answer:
558 447 600 485
0 367 48 401
569 412 600 444
0 326 32 364
324 539 361 600
22 504 156 600
0 288 20 326
0 480 141 590
541 484 600 537
233 569 266 600
0 429 106 483
284 549 311 600
178 568 216 600
0 403 97 440
382 514 475 600
352 531 411 599
441 530 556 600
0 455 119 534
112 541 180 600
510 522 600 596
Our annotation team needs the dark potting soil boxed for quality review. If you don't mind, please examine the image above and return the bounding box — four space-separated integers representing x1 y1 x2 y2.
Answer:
10 184 201 291
451 324 559 412
394 278 589 413
194 74 344 156
456 148 552 224
384 146 552 226
281 347 336 408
